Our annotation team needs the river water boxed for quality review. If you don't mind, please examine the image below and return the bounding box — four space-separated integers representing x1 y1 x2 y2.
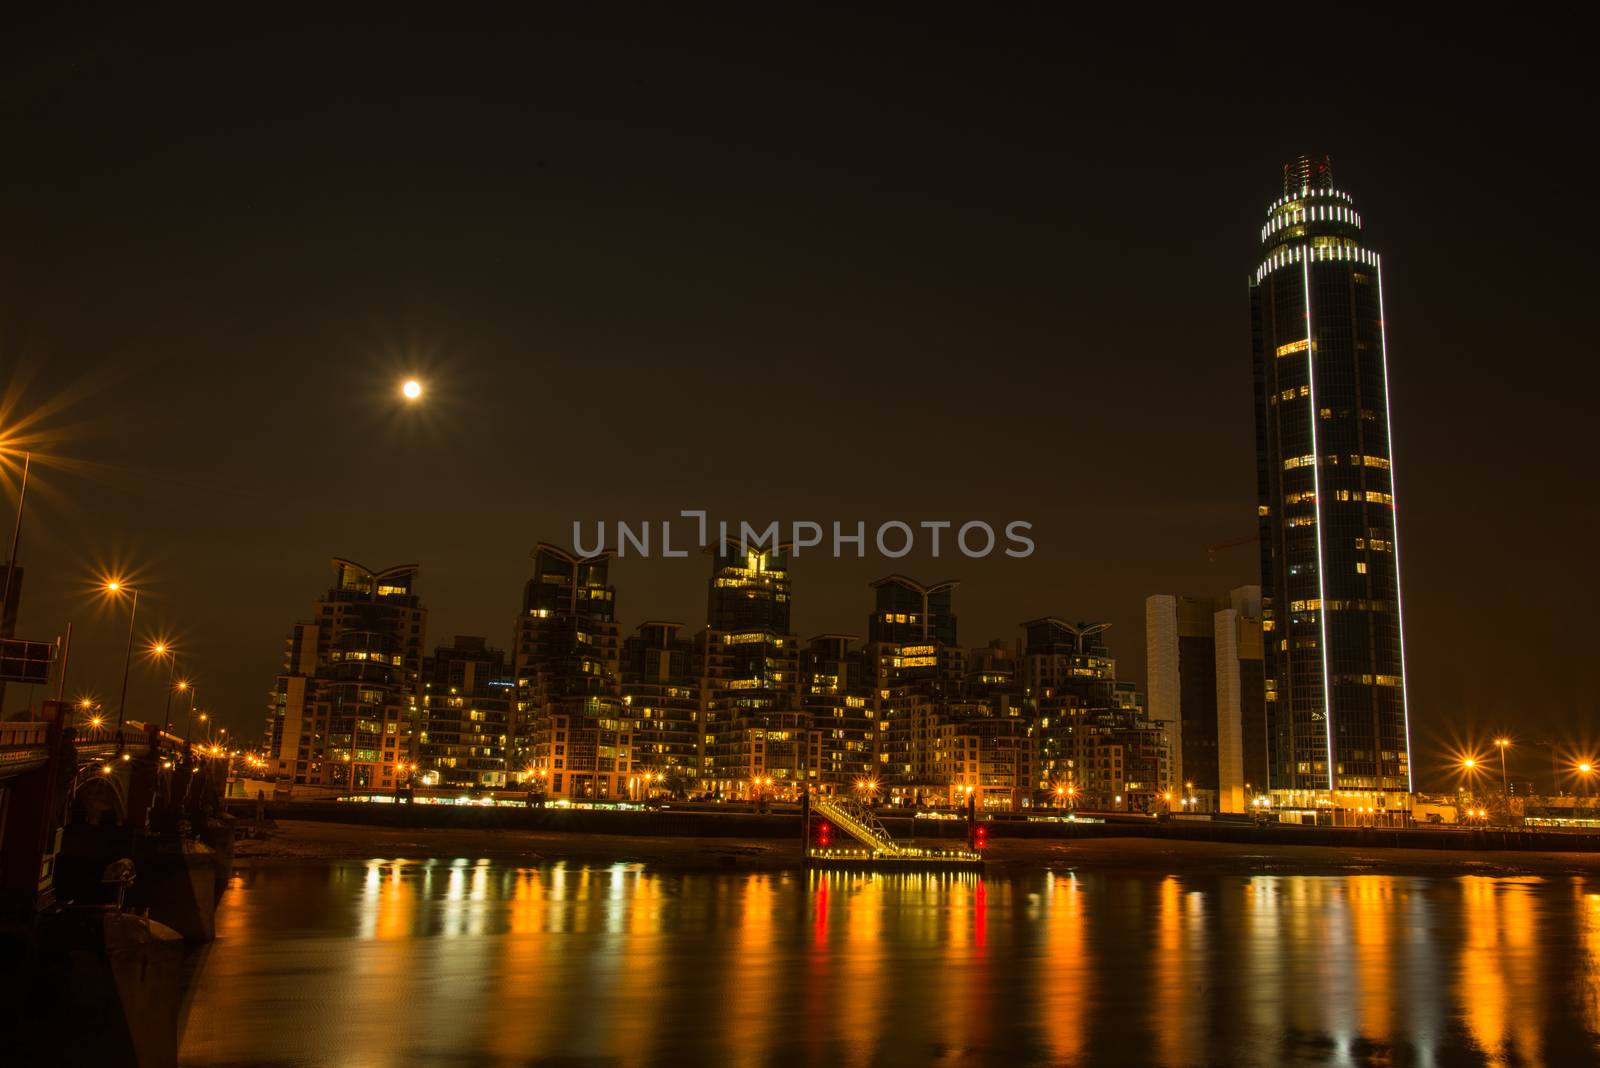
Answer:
178 860 1600 1066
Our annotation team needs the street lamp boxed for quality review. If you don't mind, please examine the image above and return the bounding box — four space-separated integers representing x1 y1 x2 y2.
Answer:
401 378 423 402
75 696 105 733
1495 738 1512 821
147 639 181 736
101 578 140 744
182 685 200 745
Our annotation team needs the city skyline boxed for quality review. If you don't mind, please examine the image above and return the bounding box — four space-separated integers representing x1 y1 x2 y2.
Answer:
5 12 1598 1066
262 542 1176 811
1 8 1593 793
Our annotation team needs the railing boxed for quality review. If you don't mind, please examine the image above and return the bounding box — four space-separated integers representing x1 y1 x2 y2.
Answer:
0 721 50 749
808 845 982 864
75 724 164 753
813 795 909 856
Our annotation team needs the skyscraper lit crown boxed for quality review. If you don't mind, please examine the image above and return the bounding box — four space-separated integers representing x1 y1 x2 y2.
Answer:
1283 154 1334 196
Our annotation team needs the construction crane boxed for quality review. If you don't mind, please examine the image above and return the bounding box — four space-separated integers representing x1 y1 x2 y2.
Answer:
1205 534 1259 563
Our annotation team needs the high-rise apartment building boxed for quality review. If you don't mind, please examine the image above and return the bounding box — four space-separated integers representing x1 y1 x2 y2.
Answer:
800 633 874 792
621 620 700 790
511 544 630 800
1251 154 1411 810
868 575 963 790
264 559 426 795
417 635 513 788
697 541 806 797
1024 619 1167 811
943 652 1032 811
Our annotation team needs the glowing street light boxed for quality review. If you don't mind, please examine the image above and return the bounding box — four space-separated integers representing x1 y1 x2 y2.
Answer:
180 683 200 746
1494 738 1512 818
147 639 182 737
401 378 423 402
100 578 141 744
75 695 105 732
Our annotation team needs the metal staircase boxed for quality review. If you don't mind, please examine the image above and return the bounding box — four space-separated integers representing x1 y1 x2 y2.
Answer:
812 795 908 856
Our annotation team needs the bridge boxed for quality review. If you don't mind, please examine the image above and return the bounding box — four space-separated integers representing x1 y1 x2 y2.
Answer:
1 712 199 861
1 700 236 1062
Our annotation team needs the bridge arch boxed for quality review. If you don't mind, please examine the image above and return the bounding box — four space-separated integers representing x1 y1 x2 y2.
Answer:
67 767 127 827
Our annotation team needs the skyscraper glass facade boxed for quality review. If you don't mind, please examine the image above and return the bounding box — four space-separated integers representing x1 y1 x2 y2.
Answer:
1251 154 1411 808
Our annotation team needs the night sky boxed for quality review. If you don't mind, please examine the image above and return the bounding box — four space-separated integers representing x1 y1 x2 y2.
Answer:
0 7 1592 789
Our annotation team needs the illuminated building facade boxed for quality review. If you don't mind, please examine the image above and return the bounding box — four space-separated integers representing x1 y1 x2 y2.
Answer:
1019 619 1116 704
697 541 807 797
621 621 700 790
800 634 875 792
1251 154 1411 809
1070 710 1169 813
1025 619 1169 811
1145 588 1268 813
512 544 630 800
869 575 963 790
265 559 426 794
417 635 513 788
940 668 1033 811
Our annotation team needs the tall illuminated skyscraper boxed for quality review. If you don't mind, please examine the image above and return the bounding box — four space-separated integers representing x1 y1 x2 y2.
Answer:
1251 155 1412 812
